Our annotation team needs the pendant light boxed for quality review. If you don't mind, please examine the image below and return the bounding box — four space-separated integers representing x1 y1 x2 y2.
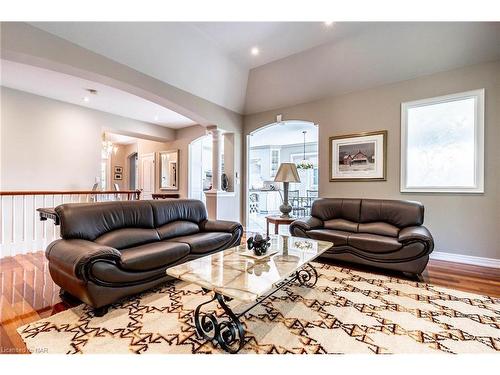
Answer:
296 130 314 169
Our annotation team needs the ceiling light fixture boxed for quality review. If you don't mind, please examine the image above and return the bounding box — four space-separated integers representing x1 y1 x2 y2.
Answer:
324 21 334 27
154 115 159 121
251 47 259 56
83 88 97 103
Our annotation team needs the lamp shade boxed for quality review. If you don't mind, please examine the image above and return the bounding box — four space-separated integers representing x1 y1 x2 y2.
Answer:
274 162 301 183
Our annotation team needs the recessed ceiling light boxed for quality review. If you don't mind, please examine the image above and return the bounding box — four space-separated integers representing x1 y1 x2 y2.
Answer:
83 96 90 102
324 21 334 27
251 47 259 56
154 115 159 121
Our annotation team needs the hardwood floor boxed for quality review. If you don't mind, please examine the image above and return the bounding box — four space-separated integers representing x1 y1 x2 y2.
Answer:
1 250 499 354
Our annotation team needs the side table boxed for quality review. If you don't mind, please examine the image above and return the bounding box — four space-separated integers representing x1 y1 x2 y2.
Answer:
265 215 295 236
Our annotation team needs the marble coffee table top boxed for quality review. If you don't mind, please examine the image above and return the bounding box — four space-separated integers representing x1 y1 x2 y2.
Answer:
166 235 333 302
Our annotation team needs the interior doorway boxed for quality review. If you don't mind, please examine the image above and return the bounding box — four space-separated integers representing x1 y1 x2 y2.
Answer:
246 120 318 233
188 135 212 205
128 152 138 190
139 153 155 199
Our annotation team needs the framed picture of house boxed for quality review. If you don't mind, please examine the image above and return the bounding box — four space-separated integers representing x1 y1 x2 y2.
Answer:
329 130 387 181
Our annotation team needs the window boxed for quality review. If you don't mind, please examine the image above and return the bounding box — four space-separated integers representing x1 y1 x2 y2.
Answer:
401 89 484 193
270 149 280 177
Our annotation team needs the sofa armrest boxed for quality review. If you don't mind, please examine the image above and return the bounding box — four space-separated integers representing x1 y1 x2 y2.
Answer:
46 239 121 281
398 226 434 250
290 216 323 237
200 219 242 233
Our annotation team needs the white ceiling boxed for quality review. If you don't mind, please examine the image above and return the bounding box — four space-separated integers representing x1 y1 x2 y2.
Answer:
0 60 196 128
28 22 363 113
17 22 500 116
29 22 249 113
191 22 352 68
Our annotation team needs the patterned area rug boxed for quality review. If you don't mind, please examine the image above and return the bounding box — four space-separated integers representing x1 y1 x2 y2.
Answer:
18 263 500 354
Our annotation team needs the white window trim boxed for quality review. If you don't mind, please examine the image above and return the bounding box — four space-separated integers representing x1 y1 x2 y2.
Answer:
400 89 485 194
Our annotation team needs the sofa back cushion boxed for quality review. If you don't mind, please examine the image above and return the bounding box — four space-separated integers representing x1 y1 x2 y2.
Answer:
311 198 361 222
360 199 424 228
56 201 155 241
150 199 207 227
311 198 424 236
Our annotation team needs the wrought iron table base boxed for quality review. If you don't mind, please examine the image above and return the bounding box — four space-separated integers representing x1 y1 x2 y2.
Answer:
193 263 318 353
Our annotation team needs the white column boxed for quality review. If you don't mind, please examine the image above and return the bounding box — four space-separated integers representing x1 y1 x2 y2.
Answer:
207 126 222 192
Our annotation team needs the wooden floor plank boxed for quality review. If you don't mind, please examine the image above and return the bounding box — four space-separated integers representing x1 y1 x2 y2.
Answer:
0 248 498 354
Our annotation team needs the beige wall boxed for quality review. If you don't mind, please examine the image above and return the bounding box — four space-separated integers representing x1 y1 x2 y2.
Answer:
244 61 500 259
0 87 174 191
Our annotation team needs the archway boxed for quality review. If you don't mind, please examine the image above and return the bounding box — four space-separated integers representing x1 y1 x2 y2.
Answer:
188 135 213 204
246 120 318 233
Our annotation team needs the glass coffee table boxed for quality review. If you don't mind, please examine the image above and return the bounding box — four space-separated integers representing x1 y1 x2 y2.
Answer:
166 235 333 353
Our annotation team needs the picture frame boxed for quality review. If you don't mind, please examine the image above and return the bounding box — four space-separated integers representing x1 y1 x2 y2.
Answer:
329 130 387 181
114 166 123 173
114 173 122 180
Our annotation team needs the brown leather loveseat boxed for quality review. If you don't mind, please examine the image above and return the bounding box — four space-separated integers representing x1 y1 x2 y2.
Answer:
46 199 242 315
290 198 433 276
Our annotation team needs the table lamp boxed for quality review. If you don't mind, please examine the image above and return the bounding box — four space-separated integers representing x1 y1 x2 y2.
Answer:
274 162 301 218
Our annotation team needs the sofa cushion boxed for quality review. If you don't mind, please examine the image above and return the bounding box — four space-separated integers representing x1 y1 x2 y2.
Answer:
347 233 402 253
360 199 424 228
324 218 358 233
150 199 207 227
56 200 155 241
95 228 160 250
307 229 350 246
169 232 232 254
119 241 190 271
311 198 361 222
358 222 399 237
157 220 200 240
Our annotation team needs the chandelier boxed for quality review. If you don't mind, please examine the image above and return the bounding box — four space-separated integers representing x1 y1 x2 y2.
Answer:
296 130 314 170
102 133 116 156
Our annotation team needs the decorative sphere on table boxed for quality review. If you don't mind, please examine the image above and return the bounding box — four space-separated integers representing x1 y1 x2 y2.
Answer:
247 234 271 256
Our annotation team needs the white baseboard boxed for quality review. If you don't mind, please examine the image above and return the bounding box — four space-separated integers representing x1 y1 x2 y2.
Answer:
430 251 500 269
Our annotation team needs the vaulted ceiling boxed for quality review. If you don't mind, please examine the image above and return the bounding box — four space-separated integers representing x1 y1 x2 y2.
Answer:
21 22 500 116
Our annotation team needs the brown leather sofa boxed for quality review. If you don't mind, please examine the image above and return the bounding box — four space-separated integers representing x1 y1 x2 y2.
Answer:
46 199 242 315
290 198 433 276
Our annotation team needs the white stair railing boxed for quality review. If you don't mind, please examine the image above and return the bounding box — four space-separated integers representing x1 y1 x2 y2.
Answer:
0 190 141 258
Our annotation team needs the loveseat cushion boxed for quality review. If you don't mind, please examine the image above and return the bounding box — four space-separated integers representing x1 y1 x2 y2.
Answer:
95 228 160 250
307 229 350 246
360 199 424 228
324 218 358 232
157 220 200 240
358 222 399 237
119 241 190 271
347 233 402 253
168 232 232 254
